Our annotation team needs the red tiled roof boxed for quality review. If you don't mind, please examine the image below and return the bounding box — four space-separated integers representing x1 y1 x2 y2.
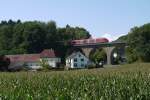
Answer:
40 49 56 58
6 54 40 63
6 49 57 63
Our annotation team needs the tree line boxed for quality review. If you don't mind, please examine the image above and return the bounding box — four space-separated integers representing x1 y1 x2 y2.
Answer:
0 20 91 61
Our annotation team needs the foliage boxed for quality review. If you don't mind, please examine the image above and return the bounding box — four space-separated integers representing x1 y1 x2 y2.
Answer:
116 35 128 42
0 63 150 99
0 55 10 71
40 59 51 70
127 24 150 62
126 47 138 63
89 48 107 64
87 65 96 69
117 23 150 63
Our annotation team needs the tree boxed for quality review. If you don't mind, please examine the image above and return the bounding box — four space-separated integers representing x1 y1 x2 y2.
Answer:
117 23 150 63
90 48 107 66
126 47 138 63
127 23 150 62
0 25 13 54
11 23 27 54
0 55 10 71
22 22 47 53
74 27 91 39
40 59 51 70
45 21 57 48
116 35 128 42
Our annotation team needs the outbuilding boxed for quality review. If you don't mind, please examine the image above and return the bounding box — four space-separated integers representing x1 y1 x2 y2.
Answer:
6 49 61 70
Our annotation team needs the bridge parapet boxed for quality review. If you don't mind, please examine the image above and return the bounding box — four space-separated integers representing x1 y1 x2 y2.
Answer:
72 42 127 48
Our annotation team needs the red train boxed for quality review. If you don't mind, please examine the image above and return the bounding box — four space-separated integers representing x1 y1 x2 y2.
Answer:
71 38 109 45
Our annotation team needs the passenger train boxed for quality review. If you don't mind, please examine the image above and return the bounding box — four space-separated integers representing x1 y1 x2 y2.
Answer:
70 38 109 45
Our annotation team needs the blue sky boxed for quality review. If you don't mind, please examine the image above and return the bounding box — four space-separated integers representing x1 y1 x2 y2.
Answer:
0 0 150 41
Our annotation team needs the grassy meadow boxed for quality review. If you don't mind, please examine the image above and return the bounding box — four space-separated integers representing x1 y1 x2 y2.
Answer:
0 63 150 100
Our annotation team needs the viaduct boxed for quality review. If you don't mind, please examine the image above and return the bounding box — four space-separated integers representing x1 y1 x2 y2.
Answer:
71 42 127 65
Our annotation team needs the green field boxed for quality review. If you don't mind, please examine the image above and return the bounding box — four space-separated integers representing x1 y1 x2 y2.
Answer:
0 63 150 100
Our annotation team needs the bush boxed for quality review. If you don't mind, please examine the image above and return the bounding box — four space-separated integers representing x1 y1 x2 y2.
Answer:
87 65 96 69
40 59 52 70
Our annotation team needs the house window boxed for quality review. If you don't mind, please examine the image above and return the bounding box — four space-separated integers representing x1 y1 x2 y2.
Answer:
74 58 77 62
81 58 84 62
81 64 84 67
74 63 77 67
79 54 81 57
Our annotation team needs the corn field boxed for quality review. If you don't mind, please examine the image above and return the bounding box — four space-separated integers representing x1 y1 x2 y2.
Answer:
0 63 150 100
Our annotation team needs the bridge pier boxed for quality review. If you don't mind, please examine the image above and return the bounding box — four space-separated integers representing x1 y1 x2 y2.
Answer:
103 47 115 65
81 48 93 58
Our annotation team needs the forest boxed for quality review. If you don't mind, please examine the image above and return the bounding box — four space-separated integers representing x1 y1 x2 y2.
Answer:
0 20 91 62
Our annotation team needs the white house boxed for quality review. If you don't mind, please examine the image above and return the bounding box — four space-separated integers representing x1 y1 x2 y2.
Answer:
66 52 91 68
6 49 61 70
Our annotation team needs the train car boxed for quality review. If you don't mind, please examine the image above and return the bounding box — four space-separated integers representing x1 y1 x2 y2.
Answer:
71 38 109 45
88 39 96 44
96 38 109 43
71 40 81 45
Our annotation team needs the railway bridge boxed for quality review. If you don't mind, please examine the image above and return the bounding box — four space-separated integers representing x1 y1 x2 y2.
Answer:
71 42 127 65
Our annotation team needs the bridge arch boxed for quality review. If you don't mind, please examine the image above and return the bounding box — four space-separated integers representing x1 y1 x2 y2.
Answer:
89 48 107 64
80 47 119 65
110 47 125 65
